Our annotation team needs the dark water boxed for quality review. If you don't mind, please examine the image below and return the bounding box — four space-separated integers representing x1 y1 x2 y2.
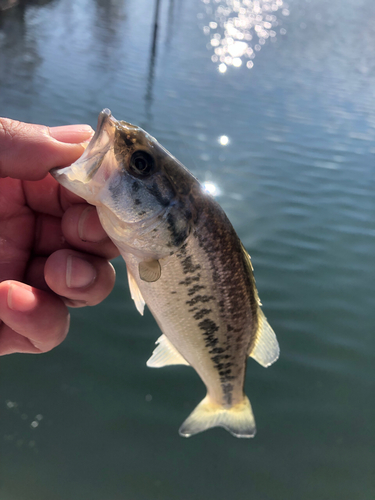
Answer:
1 0 374 499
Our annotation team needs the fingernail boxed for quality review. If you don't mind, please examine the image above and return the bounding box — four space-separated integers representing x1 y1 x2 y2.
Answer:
49 124 94 143
78 206 107 243
66 255 97 289
8 284 37 312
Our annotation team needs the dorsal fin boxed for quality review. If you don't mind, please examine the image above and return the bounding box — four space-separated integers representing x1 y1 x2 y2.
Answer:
241 244 261 306
240 243 279 366
127 269 145 315
147 334 190 368
249 308 279 367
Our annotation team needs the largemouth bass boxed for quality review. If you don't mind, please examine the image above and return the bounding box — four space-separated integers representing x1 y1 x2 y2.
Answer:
51 109 279 438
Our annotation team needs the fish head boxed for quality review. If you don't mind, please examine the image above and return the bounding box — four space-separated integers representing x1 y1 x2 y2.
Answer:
51 109 200 257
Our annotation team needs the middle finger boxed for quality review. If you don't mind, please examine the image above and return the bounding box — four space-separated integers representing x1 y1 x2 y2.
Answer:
62 204 119 260
34 205 119 260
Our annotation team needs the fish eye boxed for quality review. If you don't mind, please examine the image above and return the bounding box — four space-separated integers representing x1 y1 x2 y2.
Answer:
129 151 155 177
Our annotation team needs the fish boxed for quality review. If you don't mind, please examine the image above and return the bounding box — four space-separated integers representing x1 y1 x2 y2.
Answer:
51 108 279 438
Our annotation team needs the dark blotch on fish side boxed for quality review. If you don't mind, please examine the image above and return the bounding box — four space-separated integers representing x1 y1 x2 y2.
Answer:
179 274 201 286
176 242 188 257
187 284 205 296
147 181 171 208
198 318 219 349
134 198 142 205
193 308 212 320
211 354 224 365
217 361 233 371
132 180 141 192
188 306 199 313
185 209 192 221
181 255 201 275
186 295 214 306
166 212 188 248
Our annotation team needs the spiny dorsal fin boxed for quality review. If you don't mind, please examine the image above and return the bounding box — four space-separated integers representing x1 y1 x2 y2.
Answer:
147 334 190 368
139 259 161 282
127 269 145 315
249 308 279 367
241 244 261 306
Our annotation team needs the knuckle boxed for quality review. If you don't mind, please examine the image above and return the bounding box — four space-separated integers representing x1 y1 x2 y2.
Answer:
0 117 23 141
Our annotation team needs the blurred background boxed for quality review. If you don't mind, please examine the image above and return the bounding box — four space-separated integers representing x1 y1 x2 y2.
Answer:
0 0 374 499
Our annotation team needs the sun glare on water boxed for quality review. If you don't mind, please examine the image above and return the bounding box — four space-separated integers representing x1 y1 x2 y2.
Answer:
199 0 290 71
203 181 221 196
219 135 229 145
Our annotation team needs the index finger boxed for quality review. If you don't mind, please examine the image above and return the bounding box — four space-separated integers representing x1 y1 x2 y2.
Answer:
0 117 93 181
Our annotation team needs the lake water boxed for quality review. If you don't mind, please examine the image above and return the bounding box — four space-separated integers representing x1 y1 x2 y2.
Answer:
1 0 374 499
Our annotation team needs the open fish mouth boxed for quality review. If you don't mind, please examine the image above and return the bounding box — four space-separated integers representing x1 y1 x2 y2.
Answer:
50 109 118 200
78 108 114 162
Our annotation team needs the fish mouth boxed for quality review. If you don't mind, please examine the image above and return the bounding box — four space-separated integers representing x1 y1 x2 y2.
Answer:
50 108 119 202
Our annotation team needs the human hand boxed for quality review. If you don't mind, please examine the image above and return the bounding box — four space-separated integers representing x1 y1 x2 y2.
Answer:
0 117 119 355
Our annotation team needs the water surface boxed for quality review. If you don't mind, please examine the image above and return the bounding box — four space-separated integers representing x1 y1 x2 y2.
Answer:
1 1 374 499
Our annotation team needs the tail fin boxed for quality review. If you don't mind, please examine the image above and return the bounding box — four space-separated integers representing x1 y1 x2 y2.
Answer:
179 395 256 438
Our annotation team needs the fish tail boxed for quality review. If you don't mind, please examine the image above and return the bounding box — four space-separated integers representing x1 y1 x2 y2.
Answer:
179 395 256 438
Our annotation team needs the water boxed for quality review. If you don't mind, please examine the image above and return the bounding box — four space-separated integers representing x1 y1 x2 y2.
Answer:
1 0 374 499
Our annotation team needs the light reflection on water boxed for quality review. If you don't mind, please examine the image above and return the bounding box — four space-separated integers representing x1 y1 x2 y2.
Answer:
218 134 229 145
202 180 221 196
199 0 289 72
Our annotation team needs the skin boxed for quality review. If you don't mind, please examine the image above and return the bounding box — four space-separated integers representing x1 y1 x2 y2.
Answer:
0 117 119 355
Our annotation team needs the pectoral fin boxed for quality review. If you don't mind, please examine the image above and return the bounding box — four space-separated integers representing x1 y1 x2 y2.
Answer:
127 269 145 315
249 308 279 367
147 334 190 368
139 260 161 282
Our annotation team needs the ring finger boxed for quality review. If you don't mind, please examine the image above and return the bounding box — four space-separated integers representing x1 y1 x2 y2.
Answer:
44 249 116 307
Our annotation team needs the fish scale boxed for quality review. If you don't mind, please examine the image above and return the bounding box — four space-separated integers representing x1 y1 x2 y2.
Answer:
51 108 280 438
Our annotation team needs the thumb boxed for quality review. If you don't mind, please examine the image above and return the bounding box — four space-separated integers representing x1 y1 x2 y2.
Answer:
0 117 93 181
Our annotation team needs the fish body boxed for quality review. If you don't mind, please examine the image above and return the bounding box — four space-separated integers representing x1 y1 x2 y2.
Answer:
51 109 279 438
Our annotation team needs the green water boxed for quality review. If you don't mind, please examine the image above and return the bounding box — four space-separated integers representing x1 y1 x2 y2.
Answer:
1 0 374 499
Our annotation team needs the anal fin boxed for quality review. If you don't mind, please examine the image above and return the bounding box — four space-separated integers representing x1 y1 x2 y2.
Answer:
127 269 145 316
147 334 190 368
249 308 279 367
